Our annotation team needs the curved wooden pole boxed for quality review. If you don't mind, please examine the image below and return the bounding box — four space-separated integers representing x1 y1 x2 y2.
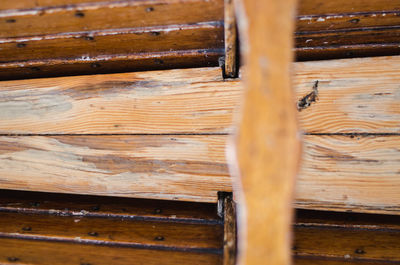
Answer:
231 0 301 264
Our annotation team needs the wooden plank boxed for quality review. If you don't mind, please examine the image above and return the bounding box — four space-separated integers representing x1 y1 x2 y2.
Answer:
0 135 399 213
0 49 223 81
0 211 223 249
295 258 394 265
232 0 300 265
0 0 224 38
1 56 400 134
0 189 221 223
223 0 237 78
293 210 400 263
0 237 222 265
0 23 223 63
0 135 231 202
223 195 236 265
296 135 400 214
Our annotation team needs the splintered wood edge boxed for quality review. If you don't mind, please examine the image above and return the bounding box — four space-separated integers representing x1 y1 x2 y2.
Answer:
224 0 238 77
223 195 237 265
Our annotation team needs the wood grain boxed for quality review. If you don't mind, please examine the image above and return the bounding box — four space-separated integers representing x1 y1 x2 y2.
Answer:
232 0 300 264
0 135 230 202
1 135 399 213
0 0 224 38
0 23 223 63
1 56 400 134
0 189 221 223
0 237 222 265
223 0 237 78
0 49 223 81
223 195 236 265
0 211 223 249
293 209 400 263
296 135 400 214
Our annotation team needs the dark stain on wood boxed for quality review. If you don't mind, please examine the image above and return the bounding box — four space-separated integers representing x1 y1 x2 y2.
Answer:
297 81 319 111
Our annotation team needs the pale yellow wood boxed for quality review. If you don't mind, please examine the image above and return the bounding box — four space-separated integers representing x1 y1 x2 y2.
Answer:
1 56 399 134
232 0 300 264
0 135 399 213
0 135 230 202
296 135 400 213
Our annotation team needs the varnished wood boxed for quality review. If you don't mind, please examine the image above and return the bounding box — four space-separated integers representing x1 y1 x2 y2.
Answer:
0 23 223 63
293 210 400 264
1 56 399 134
0 0 223 38
0 237 222 265
0 189 221 222
0 50 222 81
0 211 223 249
233 0 300 265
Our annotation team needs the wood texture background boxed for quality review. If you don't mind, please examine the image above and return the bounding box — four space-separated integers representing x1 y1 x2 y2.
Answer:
0 56 399 213
1 0 400 79
0 190 398 265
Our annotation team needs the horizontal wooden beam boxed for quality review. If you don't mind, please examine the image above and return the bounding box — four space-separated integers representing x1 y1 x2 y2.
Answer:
0 134 399 214
1 56 399 134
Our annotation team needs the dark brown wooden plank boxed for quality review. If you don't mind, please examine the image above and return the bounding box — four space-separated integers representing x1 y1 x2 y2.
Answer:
0 211 223 249
223 195 236 265
0 189 221 223
0 23 223 63
0 237 222 265
293 210 400 263
295 257 394 265
0 50 222 81
0 0 224 38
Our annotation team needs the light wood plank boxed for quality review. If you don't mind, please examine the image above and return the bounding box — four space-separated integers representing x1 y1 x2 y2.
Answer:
0 135 230 202
231 0 300 264
1 56 399 134
0 135 399 213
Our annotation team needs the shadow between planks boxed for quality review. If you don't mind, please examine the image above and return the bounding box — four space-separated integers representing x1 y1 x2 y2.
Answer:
0 190 398 264
0 56 399 213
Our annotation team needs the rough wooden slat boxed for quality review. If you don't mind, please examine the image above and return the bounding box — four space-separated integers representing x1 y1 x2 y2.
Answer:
296 135 400 214
1 56 400 134
223 195 236 265
0 23 223 63
293 56 400 133
0 189 221 222
0 211 223 249
0 0 224 38
223 0 237 78
0 135 399 213
0 237 222 265
0 135 230 202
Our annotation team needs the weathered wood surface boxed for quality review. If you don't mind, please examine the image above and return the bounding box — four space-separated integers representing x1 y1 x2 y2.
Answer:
0 49 223 81
1 135 399 212
232 1 300 265
0 189 221 223
223 195 236 265
0 135 230 202
294 209 400 264
223 0 237 78
1 56 399 134
0 211 223 249
0 0 224 38
0 190 223 265
0 23 223 63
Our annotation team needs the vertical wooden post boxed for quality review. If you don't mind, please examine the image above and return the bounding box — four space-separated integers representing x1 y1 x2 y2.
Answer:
232 0 301 264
